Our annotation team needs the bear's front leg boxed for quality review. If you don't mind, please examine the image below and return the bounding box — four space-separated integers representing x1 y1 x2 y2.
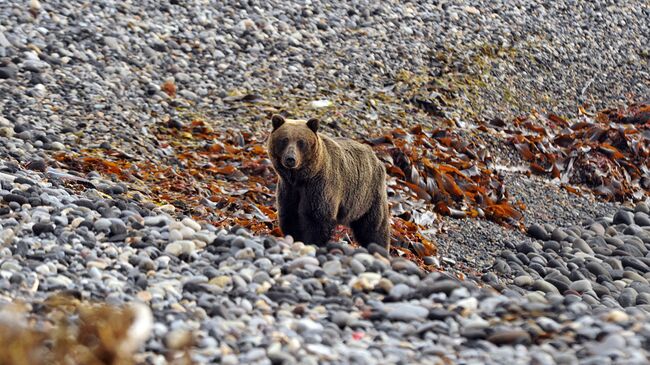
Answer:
302 216 336 246
299 193 337 246
277 180 304 241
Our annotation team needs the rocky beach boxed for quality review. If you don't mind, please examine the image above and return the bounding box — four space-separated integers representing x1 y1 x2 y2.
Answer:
0 1 649 364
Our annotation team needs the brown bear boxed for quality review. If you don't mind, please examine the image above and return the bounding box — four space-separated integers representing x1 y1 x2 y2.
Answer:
267 114 390 250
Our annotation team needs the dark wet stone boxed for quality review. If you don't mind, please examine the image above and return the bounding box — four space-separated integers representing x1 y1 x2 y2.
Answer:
551 228 569 242
0 65 17 79
32 222 55 235
516 242 538 255
487 329 532 346
3 193 28 205
636 293 650 305
604 236 624 247
515 253 530 265
529 262 546 276
545 278 569 293
591 282 611 297
573 238 594 255
613 210 634 225
528 224 550 240
428 308 455 320
367 243 389 257
585 262 612 280
542 241 561 252
414 279 461 297
73 199 96 210
621 257 650 272
619 288 638 307
533 279 559 294
462 328 487 340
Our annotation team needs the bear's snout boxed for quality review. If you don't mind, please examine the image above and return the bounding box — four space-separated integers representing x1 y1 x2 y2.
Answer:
284 156 296 168
283 147 299 169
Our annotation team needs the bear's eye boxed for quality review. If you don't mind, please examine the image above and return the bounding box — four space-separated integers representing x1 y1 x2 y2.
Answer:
297 139 305 149
281 137 289 146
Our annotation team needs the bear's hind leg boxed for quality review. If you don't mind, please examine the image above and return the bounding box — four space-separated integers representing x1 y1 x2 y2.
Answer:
351 198 390 251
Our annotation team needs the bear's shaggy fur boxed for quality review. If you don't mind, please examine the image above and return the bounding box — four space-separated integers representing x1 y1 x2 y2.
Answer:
267 114 390 250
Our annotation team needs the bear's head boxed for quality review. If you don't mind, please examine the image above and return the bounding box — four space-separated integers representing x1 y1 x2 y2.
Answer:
267 114 321 181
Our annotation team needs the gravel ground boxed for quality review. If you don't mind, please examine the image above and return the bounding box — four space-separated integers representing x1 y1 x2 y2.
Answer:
1 0 650 363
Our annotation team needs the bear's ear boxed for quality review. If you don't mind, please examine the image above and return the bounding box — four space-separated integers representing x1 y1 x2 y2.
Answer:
306 118 319 134
271 115 285 131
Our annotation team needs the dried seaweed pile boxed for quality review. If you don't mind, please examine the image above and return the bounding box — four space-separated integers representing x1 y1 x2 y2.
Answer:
492 104 649 201
369 125 523 227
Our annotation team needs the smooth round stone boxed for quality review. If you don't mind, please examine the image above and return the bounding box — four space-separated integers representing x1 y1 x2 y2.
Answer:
528 224 550 240
165 241 190 256
296 318 324 333
636 292 650 305
144 215 168 227
551 228 569 242
289 257 319 271
536 317 561 332
619 288 638 307
388 283 412 299
35 264 51 275
425 279 461 295
481 272 498 284
603 309 630 323
32 222 54 235
634 212 650 226
331 311 351 327
93 218 111 232
604 236 624 247
138 258 156 271
621 257 650 272
109 219 127 236
384 303 428 321
613 210 634 225
1 260 21 271
545 277 569 293
529 262 547 276
487 329 531 346
514 275 534 288
623 225 644 235
525 292 548 303
591 282 611 297
3 193 28 206
533 279 560 294
351 272 381 291
585 262 611 279
348 258 365 274
591 334 626 357
322 260 342 276
569 280 592 293
393 260 424 278
235 247 255 260
605 258 624 271
635 203 649 214
47 275 73 288
589 223 605 236
252 271 270 284
542 240 561 252
181 217 201 231
516 242 538 254
564 294 582 305
208 276 232 288
169 229 183 242
572 238 594 255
